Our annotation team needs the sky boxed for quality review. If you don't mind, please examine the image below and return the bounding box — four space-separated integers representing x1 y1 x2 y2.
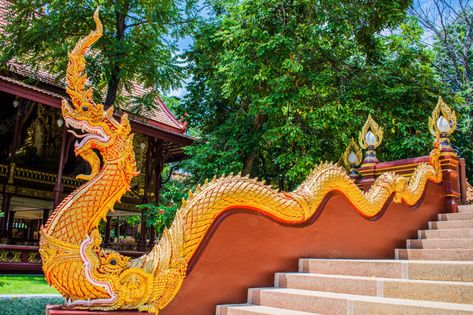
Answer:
167 0 210 98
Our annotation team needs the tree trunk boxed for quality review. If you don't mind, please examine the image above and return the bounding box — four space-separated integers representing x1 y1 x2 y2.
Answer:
241 113 266 176
105 65 121 106
242 150 257 176
105 8 127 107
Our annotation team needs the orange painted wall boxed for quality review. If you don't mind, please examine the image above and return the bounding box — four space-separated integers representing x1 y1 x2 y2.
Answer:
161 182 446 315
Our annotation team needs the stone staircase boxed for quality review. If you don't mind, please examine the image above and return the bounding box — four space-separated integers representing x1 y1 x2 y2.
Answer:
217 205 473 314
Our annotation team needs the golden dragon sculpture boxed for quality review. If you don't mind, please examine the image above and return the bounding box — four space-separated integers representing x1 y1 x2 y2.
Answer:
39 10 444 314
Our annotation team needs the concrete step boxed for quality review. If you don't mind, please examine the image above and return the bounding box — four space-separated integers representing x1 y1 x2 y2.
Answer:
407 238 473 249
429 220 473 229
459 205 473 213
250 288 473 314
216 304 316 315
439 212 473 221
299 259 473 281
396 249 473 261
419 228 473 239
276 273 473 304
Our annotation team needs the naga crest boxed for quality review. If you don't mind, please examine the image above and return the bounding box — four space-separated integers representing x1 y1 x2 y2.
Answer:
62 9 136 181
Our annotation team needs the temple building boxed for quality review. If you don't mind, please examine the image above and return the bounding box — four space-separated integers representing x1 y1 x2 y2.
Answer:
0 1 194 271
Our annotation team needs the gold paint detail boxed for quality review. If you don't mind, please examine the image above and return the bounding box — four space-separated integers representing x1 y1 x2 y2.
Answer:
0 250 22 263
39 10 444 315
0 163 84 188
0 250 7 262
429 97 457 136
0 164 7 177
8 162 16 184
340 138 363 171
28 252 42 263
5 185 15 194
358 114 383 149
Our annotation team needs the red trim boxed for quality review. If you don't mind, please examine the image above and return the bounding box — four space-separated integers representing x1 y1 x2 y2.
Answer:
0 79 61 107
126 113 186 135
121 105 186 135
376 156 430 169
0 262 42 273
0 74 188 136
156 95 185 129
129 120 193 145
0 76 194 145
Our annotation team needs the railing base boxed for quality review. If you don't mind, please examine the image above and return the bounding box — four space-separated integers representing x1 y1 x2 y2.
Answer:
46 305 151 314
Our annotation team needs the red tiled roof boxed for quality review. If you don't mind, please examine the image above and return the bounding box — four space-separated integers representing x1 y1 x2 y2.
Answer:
0 0 187 135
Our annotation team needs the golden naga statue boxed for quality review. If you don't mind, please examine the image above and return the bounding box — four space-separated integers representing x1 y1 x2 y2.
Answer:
39 10 444 314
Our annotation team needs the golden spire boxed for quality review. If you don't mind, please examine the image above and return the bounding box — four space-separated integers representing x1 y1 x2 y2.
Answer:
429 96 457 137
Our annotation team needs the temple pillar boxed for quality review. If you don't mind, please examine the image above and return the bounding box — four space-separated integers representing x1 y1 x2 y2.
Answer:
7 210 15 239
27 219 35 240
53 127 69 209
138 137 152 251
0 195 11 237
1 101 25 238
31 219 39 241
149 140 165 248
42 209 50 225
104 217 111 244
115 217 120 242
137 211 147 251
149 227 156 247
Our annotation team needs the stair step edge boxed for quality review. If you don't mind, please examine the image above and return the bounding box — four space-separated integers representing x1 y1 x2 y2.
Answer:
277 272 473 286
217 304 317 315
254 288 473 311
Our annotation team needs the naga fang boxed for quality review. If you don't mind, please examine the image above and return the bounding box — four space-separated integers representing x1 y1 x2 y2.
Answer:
40 9 443 314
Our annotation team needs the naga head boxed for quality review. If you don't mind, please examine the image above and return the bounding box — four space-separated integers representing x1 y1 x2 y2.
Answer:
62 9 137 181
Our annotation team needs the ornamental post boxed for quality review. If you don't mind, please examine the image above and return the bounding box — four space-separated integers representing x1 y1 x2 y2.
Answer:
429 97 461 213
341 138 362 180
357 114 383 191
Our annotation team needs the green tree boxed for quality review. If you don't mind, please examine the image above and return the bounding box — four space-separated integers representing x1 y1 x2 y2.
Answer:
137 166 190 236
409 0 473 177
180 0 440 190
0 0 199 109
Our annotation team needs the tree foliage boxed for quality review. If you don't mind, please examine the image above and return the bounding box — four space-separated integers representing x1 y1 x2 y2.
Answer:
0 0 198 109
180 0 441 190
409 0 473 177
137 168 190 236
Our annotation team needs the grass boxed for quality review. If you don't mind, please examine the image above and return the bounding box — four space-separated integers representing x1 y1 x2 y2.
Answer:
0 275 59 294
0 295 64 315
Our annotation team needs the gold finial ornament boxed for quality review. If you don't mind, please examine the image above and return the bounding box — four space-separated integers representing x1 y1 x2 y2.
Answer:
429 97 457 152
358 114 383 165
341 138 363 179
